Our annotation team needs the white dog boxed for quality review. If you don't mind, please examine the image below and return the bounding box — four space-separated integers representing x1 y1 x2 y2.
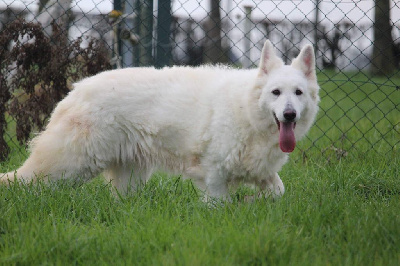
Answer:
1 40 320 199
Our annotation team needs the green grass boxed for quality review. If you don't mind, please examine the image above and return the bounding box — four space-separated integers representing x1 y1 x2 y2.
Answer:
0 71 399 265
1 156 399 265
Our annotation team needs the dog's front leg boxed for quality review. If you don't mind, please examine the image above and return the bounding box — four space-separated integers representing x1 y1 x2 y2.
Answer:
204 170 230 201
257 173 285 199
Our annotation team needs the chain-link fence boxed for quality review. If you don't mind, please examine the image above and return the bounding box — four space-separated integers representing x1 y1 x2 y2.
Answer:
0 0 399 161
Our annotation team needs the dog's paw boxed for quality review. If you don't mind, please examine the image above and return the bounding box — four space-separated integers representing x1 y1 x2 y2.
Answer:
270 175 285 198
257 173 285 199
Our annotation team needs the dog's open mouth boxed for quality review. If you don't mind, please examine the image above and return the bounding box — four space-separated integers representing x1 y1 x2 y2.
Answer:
273 113 296 153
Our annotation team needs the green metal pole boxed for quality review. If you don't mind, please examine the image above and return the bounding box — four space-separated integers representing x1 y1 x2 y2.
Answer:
155 0 172 68
314 0 320 59
142 0 154 66
137 0 154 66
134 0 141 66
113 0 123 67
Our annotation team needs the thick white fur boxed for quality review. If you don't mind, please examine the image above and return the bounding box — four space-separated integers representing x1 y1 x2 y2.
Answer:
1 40 320 199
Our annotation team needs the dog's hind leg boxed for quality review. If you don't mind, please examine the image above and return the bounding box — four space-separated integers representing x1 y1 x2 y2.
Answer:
103 164 152 195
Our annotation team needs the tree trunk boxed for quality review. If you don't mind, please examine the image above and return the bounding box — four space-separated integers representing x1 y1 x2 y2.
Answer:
371 0 395 75
0 72 11 161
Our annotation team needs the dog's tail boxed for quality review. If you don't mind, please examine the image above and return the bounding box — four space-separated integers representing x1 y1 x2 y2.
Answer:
1 169 48 185
1 157 42 185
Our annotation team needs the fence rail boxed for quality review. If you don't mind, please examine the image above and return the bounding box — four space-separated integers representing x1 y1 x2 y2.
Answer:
0 0 399 161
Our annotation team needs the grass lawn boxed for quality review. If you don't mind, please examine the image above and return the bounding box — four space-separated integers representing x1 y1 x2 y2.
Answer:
0 71 399 265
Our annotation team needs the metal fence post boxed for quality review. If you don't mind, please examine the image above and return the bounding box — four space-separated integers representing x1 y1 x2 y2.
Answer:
133 0 141 66
243 5 253 69
113 0 123 67
314 0 320 61
121 0 135 67
155 0 172 68
133 0 154 66
139 0 154 66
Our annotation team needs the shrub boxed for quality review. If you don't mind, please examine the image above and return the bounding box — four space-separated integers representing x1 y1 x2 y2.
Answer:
0 18 111 161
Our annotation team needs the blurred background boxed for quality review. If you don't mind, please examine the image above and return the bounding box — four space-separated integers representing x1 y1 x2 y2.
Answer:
0 0 399 161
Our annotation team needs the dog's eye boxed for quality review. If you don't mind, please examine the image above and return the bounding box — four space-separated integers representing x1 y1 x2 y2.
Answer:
295 89 303 96
272 89 281 96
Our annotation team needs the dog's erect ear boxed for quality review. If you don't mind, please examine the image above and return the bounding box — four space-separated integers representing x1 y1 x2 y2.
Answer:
258 40 284 76
292 44 320 101
291 44 317 81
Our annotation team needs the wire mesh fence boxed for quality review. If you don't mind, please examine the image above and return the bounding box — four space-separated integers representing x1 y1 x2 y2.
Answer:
0 0 399 161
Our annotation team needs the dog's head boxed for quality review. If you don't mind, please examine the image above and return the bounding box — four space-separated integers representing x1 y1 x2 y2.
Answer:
255 40 320 153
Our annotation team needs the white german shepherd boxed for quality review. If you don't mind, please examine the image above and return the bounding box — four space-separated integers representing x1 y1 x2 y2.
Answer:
1 40 320 199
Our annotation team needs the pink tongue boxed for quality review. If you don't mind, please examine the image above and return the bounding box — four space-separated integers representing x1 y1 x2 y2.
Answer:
279 122 296 153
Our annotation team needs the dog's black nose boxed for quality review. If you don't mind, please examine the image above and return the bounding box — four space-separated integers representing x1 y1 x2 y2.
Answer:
283 110 297 121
